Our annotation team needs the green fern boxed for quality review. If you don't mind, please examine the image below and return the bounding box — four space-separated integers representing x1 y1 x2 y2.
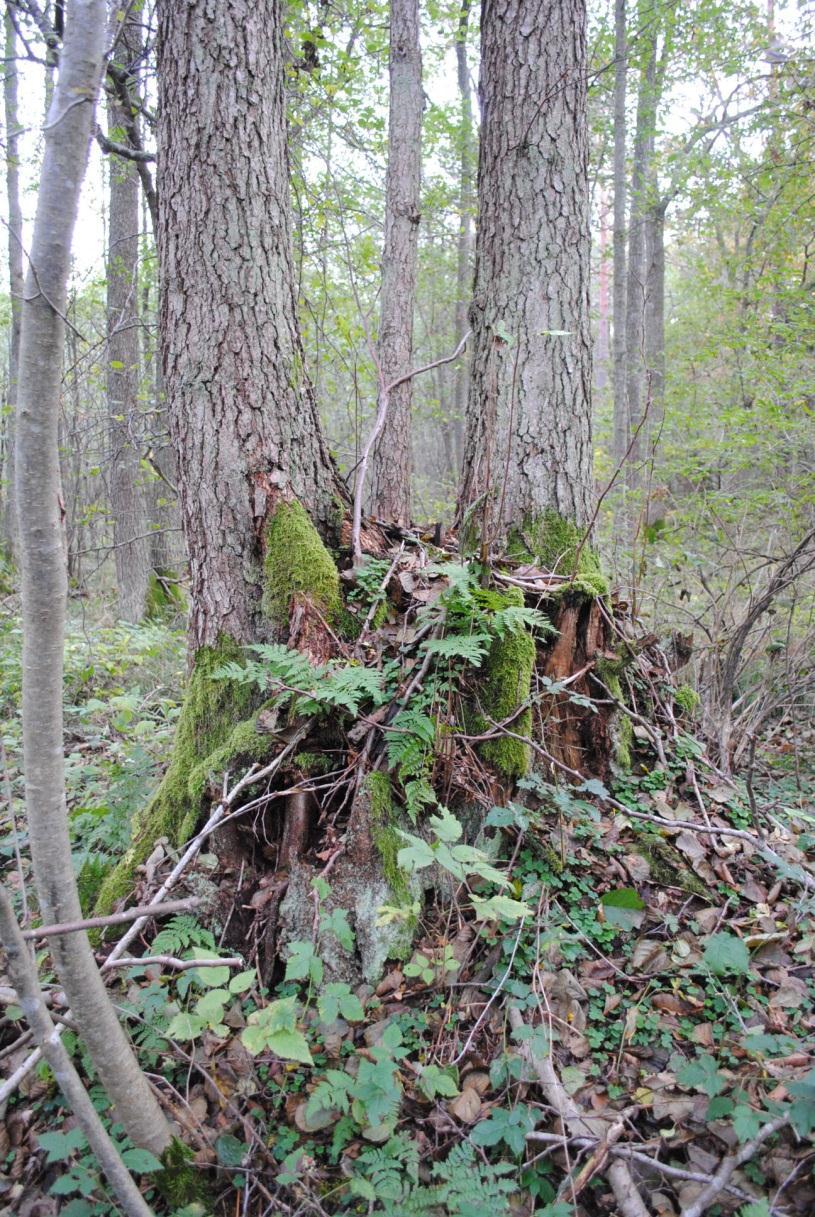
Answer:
348 1141 515 1216
422 633 491 665
151 915 215 956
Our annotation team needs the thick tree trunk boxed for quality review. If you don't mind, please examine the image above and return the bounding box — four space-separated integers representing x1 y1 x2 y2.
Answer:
611 0 629 468
15 0 172 1156
107 4 150 622
2 12 23 557
596 192 610 391
158 0 346 651
457 0 594 552
369 0 423 525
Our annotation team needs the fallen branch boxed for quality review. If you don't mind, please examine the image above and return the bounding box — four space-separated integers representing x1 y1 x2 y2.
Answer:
103 955 243 972
508 1008 651 1217
679 1114 790 1217
21 897 200 940
0 732 308 1105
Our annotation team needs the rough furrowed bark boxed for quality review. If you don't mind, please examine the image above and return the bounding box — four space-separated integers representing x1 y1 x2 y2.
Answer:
457 0 594 548
15 0 172 1157
157 0 347 654
96 496 342 914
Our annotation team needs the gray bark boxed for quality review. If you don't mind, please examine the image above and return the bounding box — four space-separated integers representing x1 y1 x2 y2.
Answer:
15 0 172 1157
107 3 151 621
2 12 23 556
457 0 594 543
450 0 474 480
0 886 154 1217
157 0 346 651
644 198 666 449
369 0 423 525
623 15 659 484
611 0 628 466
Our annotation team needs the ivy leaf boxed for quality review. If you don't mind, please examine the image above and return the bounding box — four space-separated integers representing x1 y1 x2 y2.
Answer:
579 778 609 800
788 1070 815 1135
38 1128 88 1163
318 983 365 1024
703 933 751 977
397 832 436 871
214 1134 247 1167
165 1011 206 1041
285 940 324 986
228 969 256 995
120 1147 163 1174
470 1104 537 1156
189 947 231 988
263 1027 313 1065
732 1105 764 1142
470 894 532 922
600 888 645 931
418 1064 459 1100
428 806 463 842
194 989 228 1022
322 907 355 952
676 1053 726 1097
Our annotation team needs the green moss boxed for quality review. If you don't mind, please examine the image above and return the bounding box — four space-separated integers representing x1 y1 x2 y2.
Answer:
367 771 411 903
262 499 341 628
594 656 632 770
144 571 185 619
155 1137 210 1206
472 587 536 780
632 832 709 897
674 684 700 716
507 509 609 597
95 638 263 914
294 750 334 776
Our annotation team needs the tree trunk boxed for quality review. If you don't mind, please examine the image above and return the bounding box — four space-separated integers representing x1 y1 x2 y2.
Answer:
623 20 658 485
2 11 23 557
451 0 474 476
157 0 347 652
611 0 628 467
15 0 172 1157
457 0 594 553
596 190 610 391
644 197 666 452
96 0 350 913
107 4 151 622
369 0 423 525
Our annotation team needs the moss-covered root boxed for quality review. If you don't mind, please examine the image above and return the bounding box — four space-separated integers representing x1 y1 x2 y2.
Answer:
95 639 267 914
262 498 341 628
508 508 608 597
475 587 536 781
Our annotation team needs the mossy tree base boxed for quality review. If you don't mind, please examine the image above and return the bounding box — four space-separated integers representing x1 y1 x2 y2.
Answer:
95 639 270 913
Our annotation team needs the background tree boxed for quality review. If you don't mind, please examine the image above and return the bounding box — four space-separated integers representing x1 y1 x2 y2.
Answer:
369 0 423 525
106 1 151 622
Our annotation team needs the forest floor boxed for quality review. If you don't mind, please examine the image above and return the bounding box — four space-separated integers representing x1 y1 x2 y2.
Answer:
2 550 815 1217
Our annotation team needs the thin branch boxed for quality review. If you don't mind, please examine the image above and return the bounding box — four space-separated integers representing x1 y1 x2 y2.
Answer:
351 330 470 566
103 955 243 972
21 897 200 940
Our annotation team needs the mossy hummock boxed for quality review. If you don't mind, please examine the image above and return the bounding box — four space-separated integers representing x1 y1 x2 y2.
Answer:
471 587 536 781
96 497 343 913
262 498 341 628
507 508 608 598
